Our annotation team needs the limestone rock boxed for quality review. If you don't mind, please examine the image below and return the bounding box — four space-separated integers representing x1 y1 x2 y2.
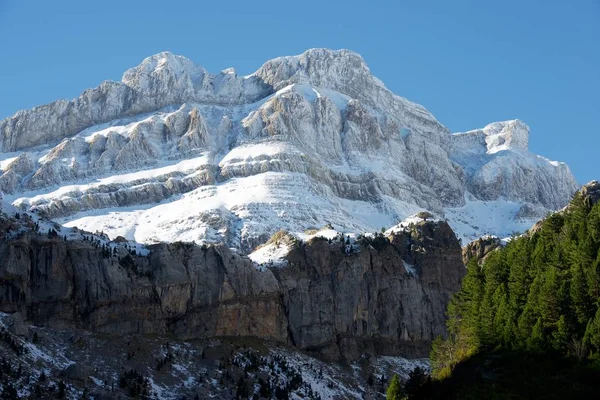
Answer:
0 49 579 248
6 312 28 336
0 216 464 360
61 363 92 382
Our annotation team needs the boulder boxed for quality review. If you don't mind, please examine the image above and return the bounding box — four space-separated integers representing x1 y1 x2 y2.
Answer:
6 312 28 336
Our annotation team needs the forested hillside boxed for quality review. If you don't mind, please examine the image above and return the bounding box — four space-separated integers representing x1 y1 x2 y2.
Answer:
414 182 600 399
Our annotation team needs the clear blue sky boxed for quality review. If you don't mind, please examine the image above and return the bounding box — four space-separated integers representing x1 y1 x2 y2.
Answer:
1 0 598 183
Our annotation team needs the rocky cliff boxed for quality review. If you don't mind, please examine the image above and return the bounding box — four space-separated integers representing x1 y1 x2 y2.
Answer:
0 213 464 360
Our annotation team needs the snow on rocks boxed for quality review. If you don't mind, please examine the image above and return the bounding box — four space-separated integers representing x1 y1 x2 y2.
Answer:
0 49 579 249
248 239 293 270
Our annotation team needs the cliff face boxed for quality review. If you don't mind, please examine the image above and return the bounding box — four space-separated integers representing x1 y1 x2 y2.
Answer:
0 218 464 360
275 220 463 360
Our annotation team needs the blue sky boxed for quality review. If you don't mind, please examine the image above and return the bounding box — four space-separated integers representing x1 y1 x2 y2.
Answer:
0 0 598 183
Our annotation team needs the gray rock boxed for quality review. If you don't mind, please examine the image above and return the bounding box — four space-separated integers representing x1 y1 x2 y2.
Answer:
61 363 92 382
6 312 28 336
0 216 464 360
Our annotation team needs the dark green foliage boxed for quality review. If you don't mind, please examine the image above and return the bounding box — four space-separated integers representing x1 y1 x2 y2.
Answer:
584 307 600 351
118 253 151 278
258 377 271 398
119 254 136 270
416 349 600 400
404 367 429 397
431 193 600 389
367 373 376 387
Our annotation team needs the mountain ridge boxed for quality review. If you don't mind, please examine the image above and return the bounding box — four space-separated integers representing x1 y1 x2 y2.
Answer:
0 49 579 250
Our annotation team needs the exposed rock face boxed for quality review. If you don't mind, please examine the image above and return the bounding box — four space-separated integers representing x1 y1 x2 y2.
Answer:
449 120 576 210
5 311 28 336
275 220 464 360
461 236 502 265
0 217 464 360
0 49 578 249
580 180 600 207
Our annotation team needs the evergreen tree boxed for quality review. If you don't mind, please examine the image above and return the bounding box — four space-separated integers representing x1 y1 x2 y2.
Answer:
584 308 600 353
588 202 600 243
571 264 593 326
404 367 427 397
538 267 561 328
385 374 405 400
57 380 66 399
507 239 532 315
432 190 600 377
492 284 512 344
552 314 570 350
527 317 545 351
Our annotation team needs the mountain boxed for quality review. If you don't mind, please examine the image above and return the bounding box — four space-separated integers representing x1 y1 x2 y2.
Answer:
0 49 578 252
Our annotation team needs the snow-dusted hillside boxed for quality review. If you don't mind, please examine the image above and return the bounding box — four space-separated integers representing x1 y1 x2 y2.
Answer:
0 49 578 250
0 312 428 399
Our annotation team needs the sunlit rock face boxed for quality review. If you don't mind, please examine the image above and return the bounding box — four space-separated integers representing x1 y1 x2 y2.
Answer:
0 49 578 250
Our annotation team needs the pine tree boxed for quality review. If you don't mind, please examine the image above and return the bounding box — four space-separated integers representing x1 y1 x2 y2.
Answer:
552 314 570 350
507 239 531 314
584 308 600 353
492 284 512 344
449 257 484 338
571 264 593 326
57 380 66 399
528 317 545 351
538 267 561 329
432 191 600 378
588 202 600 243
404 367 427 397
386 374 405 400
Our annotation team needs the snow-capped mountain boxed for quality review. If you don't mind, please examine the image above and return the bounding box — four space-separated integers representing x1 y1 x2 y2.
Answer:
0 49 578 250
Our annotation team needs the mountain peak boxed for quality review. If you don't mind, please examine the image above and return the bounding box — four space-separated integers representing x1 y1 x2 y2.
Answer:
452 119 530 155
122 51 207 89
483 119 529 151
253 48 375 91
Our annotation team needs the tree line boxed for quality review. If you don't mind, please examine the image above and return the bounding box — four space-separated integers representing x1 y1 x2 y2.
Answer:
431 191 600 377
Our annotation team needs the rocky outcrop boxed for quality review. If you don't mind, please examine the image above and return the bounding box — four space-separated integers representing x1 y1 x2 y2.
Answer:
461 236 502 265
580 180 600 207
0 217 464 360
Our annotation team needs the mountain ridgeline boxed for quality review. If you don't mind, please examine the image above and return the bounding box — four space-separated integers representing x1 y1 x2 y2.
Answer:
420 181 600 399
0 49 578 250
